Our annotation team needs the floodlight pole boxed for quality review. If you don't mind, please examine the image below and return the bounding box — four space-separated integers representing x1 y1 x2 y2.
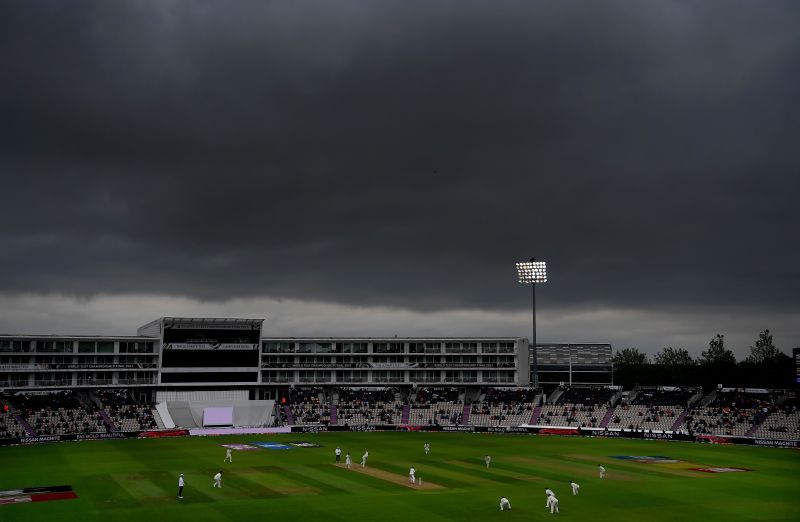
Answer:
516 257 545 389
531 272 537 388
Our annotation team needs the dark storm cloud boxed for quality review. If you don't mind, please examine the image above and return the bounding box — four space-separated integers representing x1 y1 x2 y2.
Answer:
1 0 799 314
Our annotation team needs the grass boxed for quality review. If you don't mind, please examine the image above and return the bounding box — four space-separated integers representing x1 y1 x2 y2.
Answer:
1 432 799 521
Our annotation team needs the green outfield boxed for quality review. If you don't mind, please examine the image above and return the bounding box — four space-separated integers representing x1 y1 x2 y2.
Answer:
1 433 798 521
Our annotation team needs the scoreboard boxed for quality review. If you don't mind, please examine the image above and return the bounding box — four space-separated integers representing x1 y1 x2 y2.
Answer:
156 318 263 383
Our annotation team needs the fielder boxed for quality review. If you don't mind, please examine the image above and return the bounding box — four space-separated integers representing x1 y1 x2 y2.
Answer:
499 496 511 511
546 494 559 514
178 474 185 499
485 455 492 468
570 481 580 495
424 442 430 455
224 448 232 463
213 470 223 488
409 466 416 484
361 449 369 467
345 452 352 469
598 465 606 479
335 446 342 463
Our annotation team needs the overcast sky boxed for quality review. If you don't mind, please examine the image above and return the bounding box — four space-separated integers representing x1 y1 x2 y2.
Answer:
1 1 798 358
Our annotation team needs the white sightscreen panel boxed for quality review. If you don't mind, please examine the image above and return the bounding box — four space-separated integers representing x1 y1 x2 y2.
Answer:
203 407 234 426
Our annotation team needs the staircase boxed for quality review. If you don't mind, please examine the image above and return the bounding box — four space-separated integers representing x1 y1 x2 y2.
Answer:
461 404 471 424
699 391 717 407
744 419 764 438
284 406 295 425
599 407 616 428
669 410 690 432
330 405 338 425
548 388 564 404
529 405 542 425
401 403 410 424
98 410 119 433
13 413 37 436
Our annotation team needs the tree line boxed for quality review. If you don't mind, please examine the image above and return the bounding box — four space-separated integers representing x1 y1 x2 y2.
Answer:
611 330 797 389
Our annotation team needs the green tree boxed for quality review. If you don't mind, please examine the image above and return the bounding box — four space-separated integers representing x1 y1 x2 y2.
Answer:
653 346 695 366
746 329 783 364
612 347 649 366
699 334 736 365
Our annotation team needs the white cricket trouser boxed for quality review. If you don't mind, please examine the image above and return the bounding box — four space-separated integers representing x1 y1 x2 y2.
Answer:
550 500 559 513
500 500 511 510
572 486 579 495
225 455 232 462
410 474 415 483
214 479 221 488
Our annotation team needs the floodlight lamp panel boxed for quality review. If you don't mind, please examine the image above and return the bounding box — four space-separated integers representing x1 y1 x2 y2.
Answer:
515 260 547 283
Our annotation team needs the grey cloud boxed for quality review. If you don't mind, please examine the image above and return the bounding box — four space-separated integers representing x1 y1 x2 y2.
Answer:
0 1 798 324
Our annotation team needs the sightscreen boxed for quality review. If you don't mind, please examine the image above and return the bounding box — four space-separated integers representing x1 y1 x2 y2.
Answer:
203 407 234 427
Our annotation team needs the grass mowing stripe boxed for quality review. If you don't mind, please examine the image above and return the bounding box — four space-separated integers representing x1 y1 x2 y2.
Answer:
445 460 545 483
513 454 642 481
279 466 354 495
109 472 173 501
211 469 287 499
315 465 399 493
420 460 533 486
235 466 320 494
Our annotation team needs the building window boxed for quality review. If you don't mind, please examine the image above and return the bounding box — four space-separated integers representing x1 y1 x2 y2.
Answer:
262 371 291 383
498 342 515 354
35 341 55 352
409 370 441 383
336 370 367 383
78 341 96 353
339 343 367 354
482 343 498 354
498 371 514 383
120 342 155 353
299 342 334 353
373 343 403 354
445 371 462 383
263 342 294 353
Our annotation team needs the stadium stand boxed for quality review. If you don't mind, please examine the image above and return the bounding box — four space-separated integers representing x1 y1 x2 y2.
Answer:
1 386 796 442
609 387 699 432
749 401 800 440
0 396 27 438
287 387 331 425
96 389 158 432
0 397 28 438
682 390 773 437
12 391 106 435
408 387 464 426
469 388 539 427
336 388 403 426
536 386 616 428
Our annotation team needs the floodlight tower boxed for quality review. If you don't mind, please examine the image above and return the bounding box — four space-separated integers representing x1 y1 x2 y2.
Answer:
516 258 547 387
